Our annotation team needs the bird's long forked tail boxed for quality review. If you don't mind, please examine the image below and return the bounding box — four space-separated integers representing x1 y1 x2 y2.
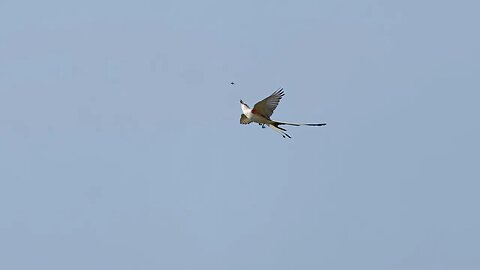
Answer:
275 121 327 127
267 121 326 138
267 124 291 138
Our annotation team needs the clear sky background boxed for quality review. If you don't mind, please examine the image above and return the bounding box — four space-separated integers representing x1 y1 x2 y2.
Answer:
1 0 479 269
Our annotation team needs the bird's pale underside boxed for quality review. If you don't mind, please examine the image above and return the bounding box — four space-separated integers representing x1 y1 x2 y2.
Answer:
240 88 326 138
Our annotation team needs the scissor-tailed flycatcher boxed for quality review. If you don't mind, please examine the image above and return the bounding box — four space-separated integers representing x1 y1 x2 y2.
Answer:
240 88 326 138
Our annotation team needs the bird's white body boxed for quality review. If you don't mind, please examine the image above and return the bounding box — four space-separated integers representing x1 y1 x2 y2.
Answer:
239 88 326 138
241 104 271 124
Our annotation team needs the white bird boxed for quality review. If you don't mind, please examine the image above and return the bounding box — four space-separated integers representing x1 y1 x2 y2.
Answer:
240 88 326 138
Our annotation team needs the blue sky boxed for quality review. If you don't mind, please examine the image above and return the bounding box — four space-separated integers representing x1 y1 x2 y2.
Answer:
1 0 479 269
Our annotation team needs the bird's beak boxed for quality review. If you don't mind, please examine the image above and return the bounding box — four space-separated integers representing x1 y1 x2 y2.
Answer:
240 100 243 104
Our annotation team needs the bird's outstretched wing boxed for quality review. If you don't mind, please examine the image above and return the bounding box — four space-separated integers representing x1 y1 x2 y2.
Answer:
240 114 251 124
252 88 284 119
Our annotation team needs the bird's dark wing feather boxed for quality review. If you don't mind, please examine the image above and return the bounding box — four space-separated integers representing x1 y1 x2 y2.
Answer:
252 88 284 119
240 114 251 124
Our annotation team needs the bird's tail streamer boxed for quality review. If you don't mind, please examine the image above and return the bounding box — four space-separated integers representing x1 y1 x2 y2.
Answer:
275 121 326 127
267 124 291 138
268 121 326 139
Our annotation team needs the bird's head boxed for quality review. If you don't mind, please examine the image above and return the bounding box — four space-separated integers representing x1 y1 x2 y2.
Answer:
240 99 250 110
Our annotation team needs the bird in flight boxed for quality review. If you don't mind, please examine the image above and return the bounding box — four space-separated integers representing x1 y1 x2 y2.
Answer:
230 82 235 85
240 88 326 138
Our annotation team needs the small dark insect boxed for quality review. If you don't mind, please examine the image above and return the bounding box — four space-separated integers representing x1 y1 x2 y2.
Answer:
230 82 235 85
